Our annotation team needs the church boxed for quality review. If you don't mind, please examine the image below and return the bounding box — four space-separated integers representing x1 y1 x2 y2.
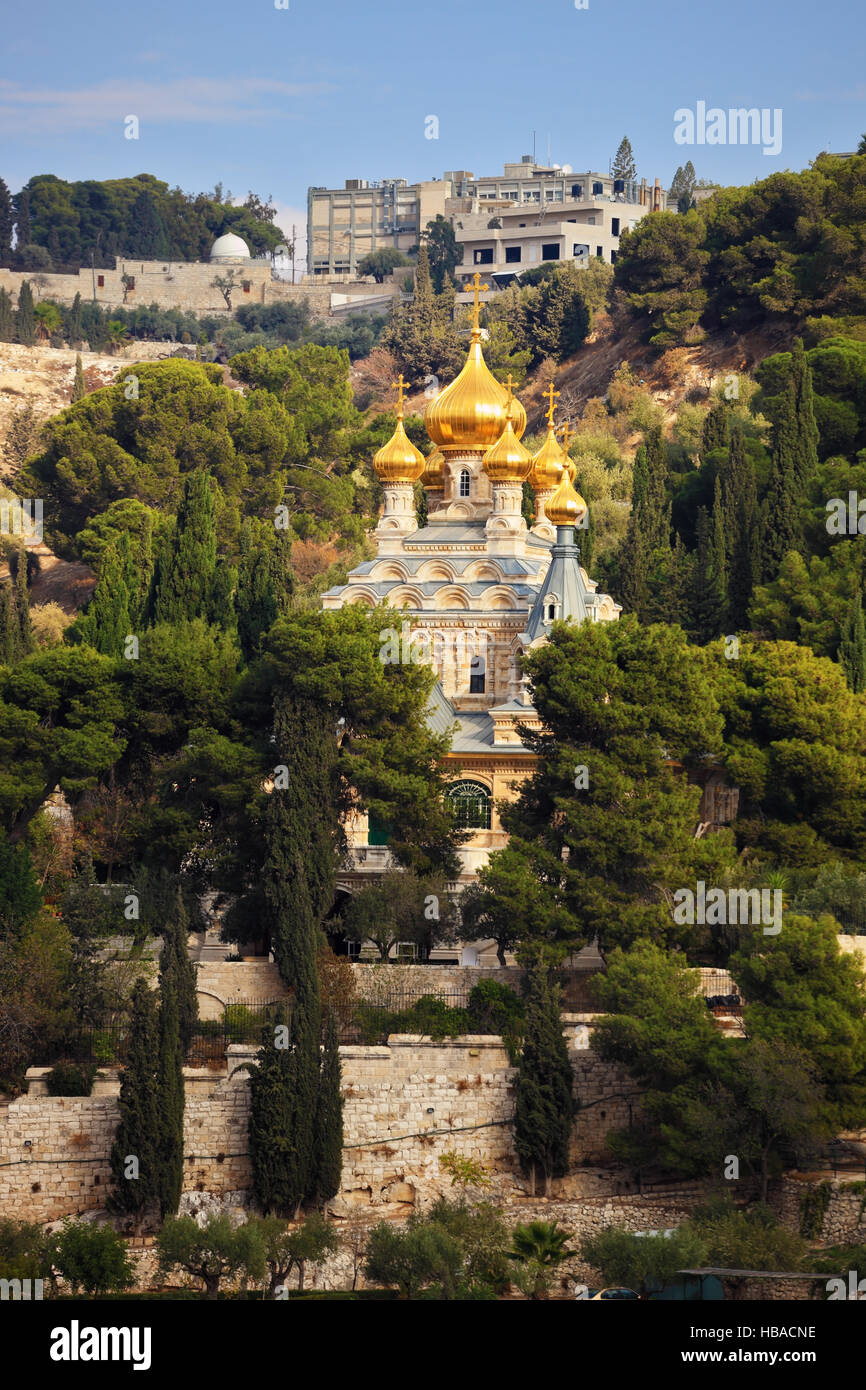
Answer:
322 274 620 948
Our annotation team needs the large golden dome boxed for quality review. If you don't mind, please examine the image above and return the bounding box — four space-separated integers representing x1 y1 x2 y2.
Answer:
546 470 588 529
425 273 526 453
483 387 532 483
374 375 425 484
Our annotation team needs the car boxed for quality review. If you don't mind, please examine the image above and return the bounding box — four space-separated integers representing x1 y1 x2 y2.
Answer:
589 1287 640 1300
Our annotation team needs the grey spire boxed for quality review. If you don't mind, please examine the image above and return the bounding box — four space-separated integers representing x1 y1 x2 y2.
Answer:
522 526 590 644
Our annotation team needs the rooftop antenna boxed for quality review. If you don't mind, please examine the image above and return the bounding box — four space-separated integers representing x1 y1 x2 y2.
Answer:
532 130 536 162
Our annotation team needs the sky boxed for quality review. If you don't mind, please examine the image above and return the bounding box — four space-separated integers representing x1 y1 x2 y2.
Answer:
1 0 864 269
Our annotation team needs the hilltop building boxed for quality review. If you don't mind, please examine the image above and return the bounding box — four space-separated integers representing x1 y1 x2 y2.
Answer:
322 274 620 951
308 156 665 280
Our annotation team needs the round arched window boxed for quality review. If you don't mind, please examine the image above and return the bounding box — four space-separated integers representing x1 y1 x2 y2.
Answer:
459 469 471 498
447 780 492 830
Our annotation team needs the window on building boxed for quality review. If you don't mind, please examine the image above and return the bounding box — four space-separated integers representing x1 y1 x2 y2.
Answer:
546 599 559 622
469 655 486 694
505 246 521 263
242 280 251 293
368 812 391 846
592 181 604 195
596 246 603 258
611 217 620 237
447 780 492 830
571 183 584 199
542 243 560 261
459 469 471 498
125 275 135 290
474 247 494 265
97 275 105 288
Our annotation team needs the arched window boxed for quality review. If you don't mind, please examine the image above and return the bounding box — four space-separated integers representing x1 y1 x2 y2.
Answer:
459 469 471 498
545 597 560 623
447 780 492 830
469 653 486 694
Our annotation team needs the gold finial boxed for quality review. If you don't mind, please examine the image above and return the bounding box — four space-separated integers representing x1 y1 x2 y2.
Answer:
560 421 572 454
543 381 560 426
466 271 489 337
391 373 409 418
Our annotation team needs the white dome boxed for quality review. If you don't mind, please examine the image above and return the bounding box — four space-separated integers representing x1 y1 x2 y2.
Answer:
209 232 251 262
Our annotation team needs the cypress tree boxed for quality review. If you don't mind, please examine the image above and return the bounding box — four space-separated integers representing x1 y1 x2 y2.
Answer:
0 584 17 663
312 1009 343 1208
109 980 160 1230
790 337 819 490
0 288 14 342
77 537 131 655
763 372 801 578
159 887 198 1055
248 1004 309 1216
16 280 36 346
640 427 670 551
412 244 435 340
151 471 220 626
723 426 760 629
68 292 83 345
14 190 31 257
126 189 169 259
839 593 866 694
514 960 575 1196
71 353 86 403
12 549 33 655
699 401 729 461
690 484 727 643
234 520 292 663
156 969 185 1219
0 178 13 266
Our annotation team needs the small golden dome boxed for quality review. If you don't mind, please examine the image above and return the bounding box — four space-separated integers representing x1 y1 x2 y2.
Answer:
420 446 445 489
483 417 532 483
546 471 588 528
374 375 425 484
425 273 526 452
529 427 566 492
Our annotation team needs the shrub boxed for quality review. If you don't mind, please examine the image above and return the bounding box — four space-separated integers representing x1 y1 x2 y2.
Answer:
50 1220 135 1296
46 1062 97 1096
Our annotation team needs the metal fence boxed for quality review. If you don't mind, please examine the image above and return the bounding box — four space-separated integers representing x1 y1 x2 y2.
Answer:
42 1000 290 1068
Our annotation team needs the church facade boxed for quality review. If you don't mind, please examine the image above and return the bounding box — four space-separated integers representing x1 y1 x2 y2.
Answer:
322 275 620 945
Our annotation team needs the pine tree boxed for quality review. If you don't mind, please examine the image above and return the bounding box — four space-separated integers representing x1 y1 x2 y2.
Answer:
151 471 222 626
159 888 198 1055
14 190 31 258
763 373 801 578
156 970 185 1220
68 292 83 345
16 280 36 346
514 960 575 1196
724 426 760 629
611 136 637 182
71 353 86 403
669 160 697 214
839 593 866 693
312 1009 343 1207
0 178 13 266
109 980 160 1230
0 288 13 342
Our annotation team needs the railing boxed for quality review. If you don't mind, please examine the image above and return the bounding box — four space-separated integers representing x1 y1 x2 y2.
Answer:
40 1000 291 1068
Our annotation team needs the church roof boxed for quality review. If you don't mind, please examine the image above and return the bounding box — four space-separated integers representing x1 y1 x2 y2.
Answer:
522 527 591 644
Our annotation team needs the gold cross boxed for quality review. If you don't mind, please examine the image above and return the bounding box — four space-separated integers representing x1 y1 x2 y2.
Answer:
503 373 519 418
391 373 409 417
560 420 573 458
466 270 489 333
543 381 560 426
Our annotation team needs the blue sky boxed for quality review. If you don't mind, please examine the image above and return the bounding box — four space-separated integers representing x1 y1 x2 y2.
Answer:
1 0 864 264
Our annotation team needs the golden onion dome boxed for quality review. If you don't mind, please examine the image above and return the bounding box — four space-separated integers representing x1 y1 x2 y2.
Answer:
420 446 445 489
374 375 425 484
546 470 588 529
529 426 566 492
483 416 533 483
425 273 526 452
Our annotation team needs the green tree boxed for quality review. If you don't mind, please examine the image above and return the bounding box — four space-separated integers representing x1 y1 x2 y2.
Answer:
363 1219 464 1300
312 1009 343 1208
839 592 866 692
108 979 160 1230
513 961 575 1195
508 1219 574 1300
0 833 42 938
615 209 708 345
74 535 132 656
722 426 760 627
669 160 697 214
0 178 13 266
356 248 410 282
14 189 31 258
150 471 226 628
234 518 292 663
156 968 185 1219
339 867 454 961
51 1220 135 1296
688 1199 809 1297
248 1006 315 1219
0 288 13 341
611 137 637 182
420 215 460 293
690 484 728 643
159 887 198 1054
581 1225 705 1298
16 280 36 346
67 292 83 344
257 1211 339 1295
156 1214 266 1298
125 188 169 259
71 354 86 404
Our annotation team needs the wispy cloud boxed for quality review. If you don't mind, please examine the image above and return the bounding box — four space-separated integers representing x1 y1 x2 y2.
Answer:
0 76 332 134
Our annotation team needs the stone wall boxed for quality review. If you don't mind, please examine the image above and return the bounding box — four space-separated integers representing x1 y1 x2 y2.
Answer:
195 961 289 1019
0 1023 633 1223
776 1174 866 1245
